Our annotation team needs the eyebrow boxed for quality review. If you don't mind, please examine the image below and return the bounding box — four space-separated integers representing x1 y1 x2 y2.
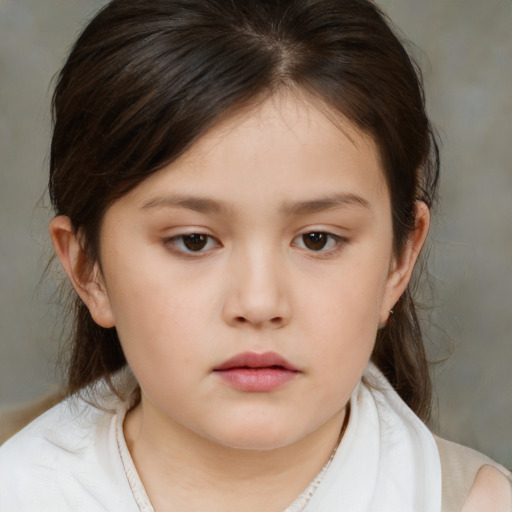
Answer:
141 192 371 216
141 194 231 214
280 193 371 215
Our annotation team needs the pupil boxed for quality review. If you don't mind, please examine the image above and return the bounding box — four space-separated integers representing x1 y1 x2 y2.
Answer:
303 232 327 250
184 234 207 251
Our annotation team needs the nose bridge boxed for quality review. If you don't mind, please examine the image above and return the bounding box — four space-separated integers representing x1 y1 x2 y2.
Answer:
224 239 290 327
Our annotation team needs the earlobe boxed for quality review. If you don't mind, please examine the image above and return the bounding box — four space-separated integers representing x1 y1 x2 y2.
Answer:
380 201 430 324
49 216 115 328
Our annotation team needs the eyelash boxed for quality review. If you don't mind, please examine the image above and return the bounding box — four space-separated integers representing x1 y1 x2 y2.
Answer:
163 233 221 256
292 231 347 255
163 231 347 257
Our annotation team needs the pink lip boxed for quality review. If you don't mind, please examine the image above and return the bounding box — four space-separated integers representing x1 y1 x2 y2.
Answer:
213 352 299 392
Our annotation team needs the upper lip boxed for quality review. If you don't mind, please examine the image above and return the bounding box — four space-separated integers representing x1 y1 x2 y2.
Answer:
214 351 299 371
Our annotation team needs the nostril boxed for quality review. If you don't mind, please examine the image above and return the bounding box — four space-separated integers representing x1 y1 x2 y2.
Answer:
233 316 283 326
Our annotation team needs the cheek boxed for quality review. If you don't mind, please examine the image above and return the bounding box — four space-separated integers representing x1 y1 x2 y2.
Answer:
111 283 206 348
302 259 388 333
102 260 210 375
111 292 208 410
105 241 218 328
298 256 389 375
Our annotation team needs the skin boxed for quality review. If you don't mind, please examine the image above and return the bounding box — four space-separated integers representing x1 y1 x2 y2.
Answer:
51 93 433 511
463 466 512 512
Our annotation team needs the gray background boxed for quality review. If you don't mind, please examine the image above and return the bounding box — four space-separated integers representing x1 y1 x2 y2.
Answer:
1 0 511 467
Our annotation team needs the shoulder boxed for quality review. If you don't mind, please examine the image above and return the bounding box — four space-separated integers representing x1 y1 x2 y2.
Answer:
0 391 114 452
463 465 512 512
434 435 512 512
0 391 64 444
0 393 131 510
0 395 111 478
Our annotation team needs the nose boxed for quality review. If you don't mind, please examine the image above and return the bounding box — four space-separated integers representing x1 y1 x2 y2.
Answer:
222 247 291 329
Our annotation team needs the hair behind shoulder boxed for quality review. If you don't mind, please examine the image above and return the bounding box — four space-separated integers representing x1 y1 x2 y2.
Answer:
50 0 439 421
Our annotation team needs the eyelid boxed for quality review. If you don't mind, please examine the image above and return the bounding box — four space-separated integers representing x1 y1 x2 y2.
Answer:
292 229 348 254
161 227 348 257
163 231 222 256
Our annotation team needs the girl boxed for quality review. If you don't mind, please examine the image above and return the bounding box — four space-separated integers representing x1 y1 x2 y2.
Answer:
0 0 510 510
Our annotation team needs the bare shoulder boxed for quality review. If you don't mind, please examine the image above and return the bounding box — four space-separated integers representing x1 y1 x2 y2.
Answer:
462 465 512 512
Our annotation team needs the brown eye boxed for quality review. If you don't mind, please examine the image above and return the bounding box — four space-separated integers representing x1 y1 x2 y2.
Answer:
293 231 344 253
182 234 209 251
302 232 328 251
164 232 220 256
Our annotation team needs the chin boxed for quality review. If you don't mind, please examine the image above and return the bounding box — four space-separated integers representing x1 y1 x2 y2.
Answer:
204 422 307 452
217 437 297 452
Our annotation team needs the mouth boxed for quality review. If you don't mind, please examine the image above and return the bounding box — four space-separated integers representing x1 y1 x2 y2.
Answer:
213 351 300 392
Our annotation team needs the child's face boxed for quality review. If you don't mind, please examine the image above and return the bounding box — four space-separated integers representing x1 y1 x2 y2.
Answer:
90 93 409 450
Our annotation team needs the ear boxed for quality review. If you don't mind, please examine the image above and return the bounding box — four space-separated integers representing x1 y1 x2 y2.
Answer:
379 201 430 325
49 216 115 328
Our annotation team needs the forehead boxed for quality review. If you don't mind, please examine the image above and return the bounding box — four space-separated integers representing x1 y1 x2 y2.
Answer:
126 92 389 212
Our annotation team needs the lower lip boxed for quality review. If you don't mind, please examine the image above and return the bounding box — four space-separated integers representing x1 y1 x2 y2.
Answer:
214 368 298 392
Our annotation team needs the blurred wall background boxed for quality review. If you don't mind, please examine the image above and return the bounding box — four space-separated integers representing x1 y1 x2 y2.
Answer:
1 0 511 466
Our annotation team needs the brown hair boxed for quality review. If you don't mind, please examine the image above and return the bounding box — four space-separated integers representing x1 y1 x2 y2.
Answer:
50 0 439 420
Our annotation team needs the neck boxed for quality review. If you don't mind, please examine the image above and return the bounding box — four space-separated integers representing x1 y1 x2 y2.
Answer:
124 397 347 512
